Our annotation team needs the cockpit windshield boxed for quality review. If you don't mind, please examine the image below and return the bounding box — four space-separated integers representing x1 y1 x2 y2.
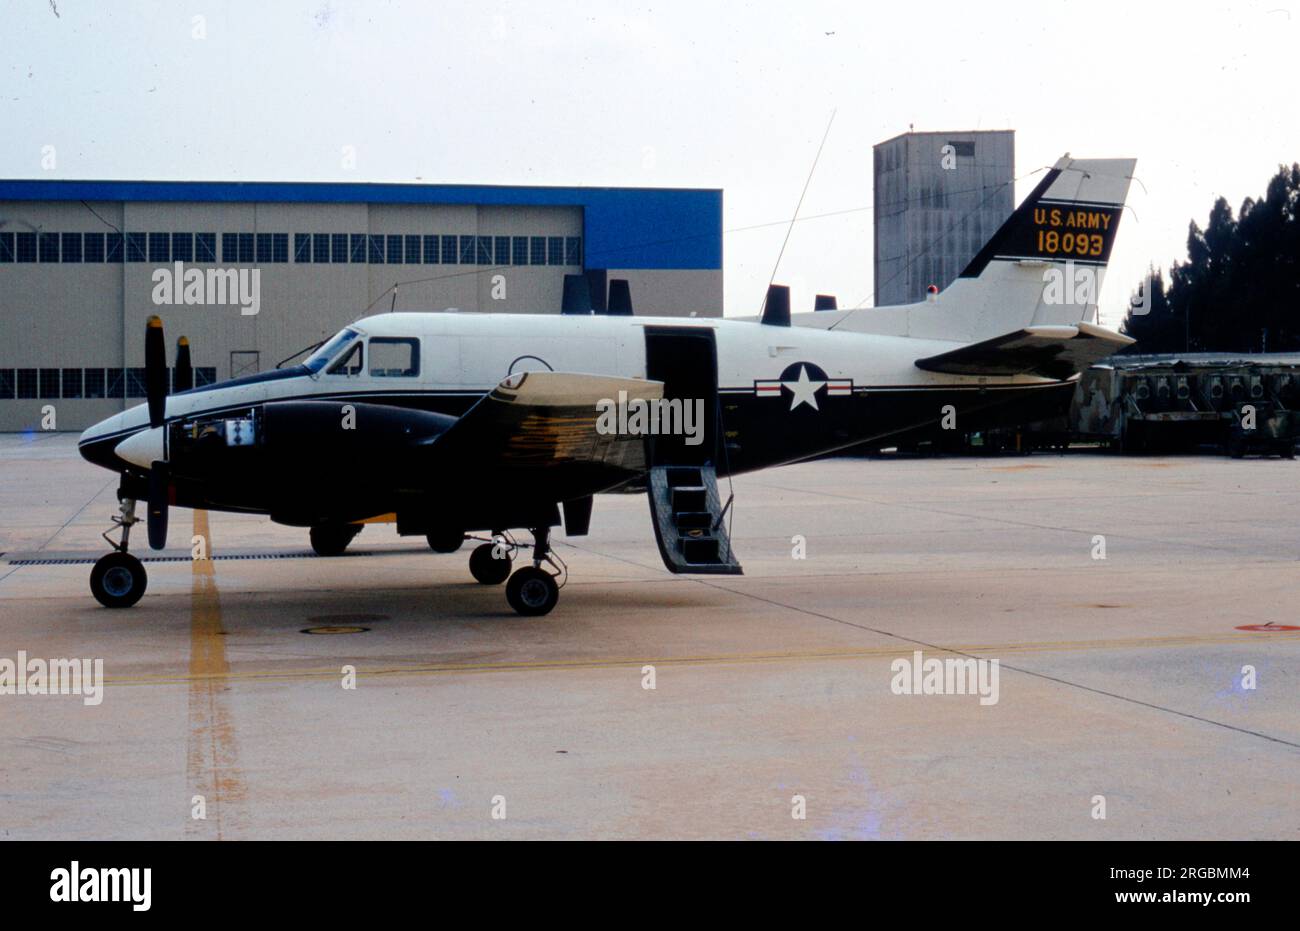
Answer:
303 328 360 374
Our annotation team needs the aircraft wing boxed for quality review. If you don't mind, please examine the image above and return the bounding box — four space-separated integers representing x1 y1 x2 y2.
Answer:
422 370 663 498
914 323 1134 380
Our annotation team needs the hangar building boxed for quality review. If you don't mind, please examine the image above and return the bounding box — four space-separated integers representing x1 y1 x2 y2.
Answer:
873 130 1014 306
0 180 722 431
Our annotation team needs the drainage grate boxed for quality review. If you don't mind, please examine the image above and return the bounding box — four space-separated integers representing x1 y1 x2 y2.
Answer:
5 551 378 566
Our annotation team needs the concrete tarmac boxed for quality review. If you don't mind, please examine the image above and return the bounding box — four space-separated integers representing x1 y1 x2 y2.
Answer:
1 433 1297 839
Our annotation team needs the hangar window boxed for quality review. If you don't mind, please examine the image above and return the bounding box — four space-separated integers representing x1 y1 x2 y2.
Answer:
126 368 148 398
0 369 13 399
39 233 60 262
104 368 125 399
476 236 492 264
331 233 349 263
405 235 421 264
495 236 511 265
238 233 254 263
221 233 238 262
295 233 312 263
530 236 545 265
195 233 216 262
39 368 60 399
16 369 37 399
350 234 367 263
367 234 384 263
512 236 528 266
368 338 419 378
565 237 581 266
946 140 976 157
459 235 477 265
149 232 170 263
62 233 82 263
387 234 404 264
84 233 104 262
256 233 274 263
273 233 288 262
311 233 330 263
83 369 105 398
195 367 216 387
547 237 564 266
0 232 13 262
125 233 147 262
423 235 440 264
16 232 37 262
441 235 458 264
172 233 193 263
62 368 82 399
105 233 123 262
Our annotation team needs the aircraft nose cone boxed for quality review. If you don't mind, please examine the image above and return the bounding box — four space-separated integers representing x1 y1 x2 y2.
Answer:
115 427 167 469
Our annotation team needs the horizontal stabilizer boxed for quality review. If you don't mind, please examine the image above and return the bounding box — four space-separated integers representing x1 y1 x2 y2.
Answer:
914 322 1134 380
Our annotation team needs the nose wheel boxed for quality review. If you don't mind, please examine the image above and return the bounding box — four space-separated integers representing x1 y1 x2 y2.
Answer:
91 497 149 608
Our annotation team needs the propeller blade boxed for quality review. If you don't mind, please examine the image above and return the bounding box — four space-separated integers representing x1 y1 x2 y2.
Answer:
607 279 633 316
560 274 593 314
145 315 168 428
147 461 169 550
174 336 193 392
761 284 791 326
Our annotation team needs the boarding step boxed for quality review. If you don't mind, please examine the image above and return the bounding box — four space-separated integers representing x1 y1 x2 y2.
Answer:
646 463 742 575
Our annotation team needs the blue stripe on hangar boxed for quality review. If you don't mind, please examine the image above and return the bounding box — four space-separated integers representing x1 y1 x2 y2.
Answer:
0 180 722 272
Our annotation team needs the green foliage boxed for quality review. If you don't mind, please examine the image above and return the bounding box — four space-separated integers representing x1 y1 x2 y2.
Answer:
1120 164 1300 353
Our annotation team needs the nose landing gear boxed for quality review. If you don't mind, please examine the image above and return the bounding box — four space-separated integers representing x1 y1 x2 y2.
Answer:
90 498 149 608
504 528 562 617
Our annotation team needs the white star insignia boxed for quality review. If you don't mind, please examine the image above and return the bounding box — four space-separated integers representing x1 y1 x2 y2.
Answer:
783 365 825 411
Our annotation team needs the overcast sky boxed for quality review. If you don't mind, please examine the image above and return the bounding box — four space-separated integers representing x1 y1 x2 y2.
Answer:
4 0 1297 327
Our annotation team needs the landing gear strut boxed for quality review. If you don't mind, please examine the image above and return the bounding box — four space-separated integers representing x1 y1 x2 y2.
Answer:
90 497 148 608
504 527 562 617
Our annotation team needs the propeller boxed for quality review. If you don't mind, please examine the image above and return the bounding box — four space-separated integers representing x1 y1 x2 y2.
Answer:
560 274 594 314
173 336 193 392
143 316 170 550
760 284 791 326
607 279 633 316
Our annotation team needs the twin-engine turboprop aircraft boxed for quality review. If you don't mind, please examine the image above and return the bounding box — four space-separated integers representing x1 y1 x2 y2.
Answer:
78 155 1136 615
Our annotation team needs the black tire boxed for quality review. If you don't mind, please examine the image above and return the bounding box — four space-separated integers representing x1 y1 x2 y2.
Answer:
505 566 559 617
426 528 465 553
468 542 511 585
310 524 360 557
90 552 148 609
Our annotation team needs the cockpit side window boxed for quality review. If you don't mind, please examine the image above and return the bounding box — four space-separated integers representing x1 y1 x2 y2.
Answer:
326 342 364 376
368 338 420 377
305 328 360 374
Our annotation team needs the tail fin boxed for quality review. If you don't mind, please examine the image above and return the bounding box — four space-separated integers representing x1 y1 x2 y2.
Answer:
818 155 1137 343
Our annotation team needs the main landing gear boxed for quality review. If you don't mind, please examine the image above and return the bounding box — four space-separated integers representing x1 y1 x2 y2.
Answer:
90 498 149 608
465 528 563 616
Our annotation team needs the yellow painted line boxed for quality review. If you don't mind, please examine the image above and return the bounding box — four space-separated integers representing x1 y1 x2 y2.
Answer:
102 629 1297 688
185 510 244 839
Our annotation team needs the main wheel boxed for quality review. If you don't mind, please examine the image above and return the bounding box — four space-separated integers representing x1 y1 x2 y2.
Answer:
505 566 559 617
310 524 360 557
426 528 465 553
468 542 512 585
90 552 148 609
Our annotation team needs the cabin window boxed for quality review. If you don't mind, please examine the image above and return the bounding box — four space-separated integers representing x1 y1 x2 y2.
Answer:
368 338 419 378
327 343 364 376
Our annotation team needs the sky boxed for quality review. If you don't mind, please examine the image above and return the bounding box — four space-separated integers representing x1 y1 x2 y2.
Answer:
3 0 1298 328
